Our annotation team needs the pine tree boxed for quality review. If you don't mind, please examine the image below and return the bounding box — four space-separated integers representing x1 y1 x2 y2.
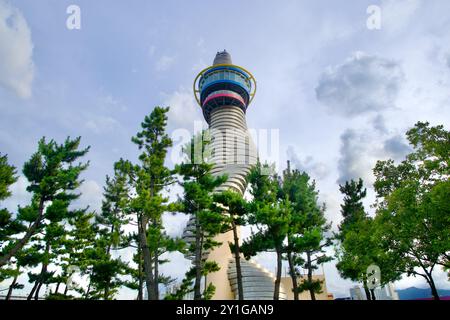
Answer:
172 132 227 300
212 190 248 300
241 160 290 300
338 179 367 236
94 160 132 299
281 167 332 300
0 137 89 268
129 106 174 300
335 178 372 299
0 153 26 292
0 153 17 201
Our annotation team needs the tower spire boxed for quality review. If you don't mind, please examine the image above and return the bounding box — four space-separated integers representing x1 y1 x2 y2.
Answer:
213 49 232 65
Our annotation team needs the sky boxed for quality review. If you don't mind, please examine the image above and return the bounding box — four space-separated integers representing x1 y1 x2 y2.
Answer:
0 0 449 299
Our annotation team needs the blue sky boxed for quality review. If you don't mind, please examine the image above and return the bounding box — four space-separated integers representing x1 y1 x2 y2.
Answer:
1 0 450 298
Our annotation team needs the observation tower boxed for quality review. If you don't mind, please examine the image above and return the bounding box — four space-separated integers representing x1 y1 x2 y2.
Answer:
184 50 287 300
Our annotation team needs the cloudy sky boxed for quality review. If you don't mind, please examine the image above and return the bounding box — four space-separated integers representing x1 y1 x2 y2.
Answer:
1 0 449 298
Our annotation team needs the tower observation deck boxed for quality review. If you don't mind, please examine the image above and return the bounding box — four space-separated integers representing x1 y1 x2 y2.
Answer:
194 50 256 124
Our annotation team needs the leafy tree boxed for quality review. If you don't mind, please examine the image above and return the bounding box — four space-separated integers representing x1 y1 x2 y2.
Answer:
336 178 402 300
373 122 450 300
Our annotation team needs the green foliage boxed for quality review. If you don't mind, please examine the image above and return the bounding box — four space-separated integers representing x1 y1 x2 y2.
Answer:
242 161 333 300
243 161 289 255
0 153 17 201
241 160 290 300
373 121 450 300
338 179 367 235
0 154 24 265
175 131 227 300
129 106 178 300
336 178 402 300
0 137 90 299
281 167 332 300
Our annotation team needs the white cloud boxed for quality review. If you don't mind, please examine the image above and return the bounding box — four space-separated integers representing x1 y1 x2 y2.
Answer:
316 52 404 117
381 0 422 35
383 134 412 161
338 129 378 185
1 175 31 212
162 212 189 238
337 123 412 186
164 87 204 130
286 146 329 180
74 179 103 212
99 94 128 112
319 192 341 231
0 0 34 98
85 115 120 134
155 55 175 72
148 45 156 57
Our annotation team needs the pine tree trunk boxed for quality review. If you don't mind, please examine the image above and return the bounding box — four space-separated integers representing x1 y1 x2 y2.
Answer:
231 219 244 300
0 198 45 267
363 279 371 300
34 263 48 300
6 270 19 300
27 281 39 300
34 241 51 300
34 279 45 300
153 233 160 300
273 247 282 300
104 224 114 299
85 271 93 299
137 246 143 300
193 216 203 300
287 251 299 300
103 286 109 300
28 241 49 300
138 214 156 300
54 282 61 294
307 251 316 301
370 289 376 300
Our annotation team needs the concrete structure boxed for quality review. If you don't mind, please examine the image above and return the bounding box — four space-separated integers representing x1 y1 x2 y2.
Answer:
350 283 399 300
184 51 288 300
